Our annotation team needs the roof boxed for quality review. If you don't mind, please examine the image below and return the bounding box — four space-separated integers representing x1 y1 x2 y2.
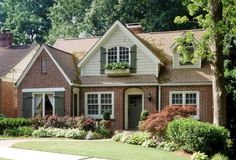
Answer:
159 62 212 83
53 37 100 61
79 75 158 86
44 45 78 83
0 44 37 77
16 45 79 86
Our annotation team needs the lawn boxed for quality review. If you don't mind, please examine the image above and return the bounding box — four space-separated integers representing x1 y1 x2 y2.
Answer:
13 140 189 160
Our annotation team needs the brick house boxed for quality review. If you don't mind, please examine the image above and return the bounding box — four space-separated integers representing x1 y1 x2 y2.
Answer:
0 31 39 117
17 21 213 129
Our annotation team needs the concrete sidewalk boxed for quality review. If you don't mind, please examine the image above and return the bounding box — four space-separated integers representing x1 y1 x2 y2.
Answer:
0 139 106 160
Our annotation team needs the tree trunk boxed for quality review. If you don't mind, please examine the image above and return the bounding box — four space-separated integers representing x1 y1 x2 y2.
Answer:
210 0 226 126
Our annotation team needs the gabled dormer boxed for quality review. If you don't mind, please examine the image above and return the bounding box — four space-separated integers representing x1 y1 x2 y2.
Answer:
171 32 201 69
78 21 164 77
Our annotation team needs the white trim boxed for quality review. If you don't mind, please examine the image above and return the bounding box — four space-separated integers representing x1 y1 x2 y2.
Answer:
169 91 200 119
80 83 159 87
124 88 144 130
160 82 212 86
16 45 73 87
73 87 80 117
22 88 65 93
85 91 114 119
78 20 163 68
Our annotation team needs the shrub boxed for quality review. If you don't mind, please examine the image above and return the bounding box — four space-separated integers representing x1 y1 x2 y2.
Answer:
166 118 231 155
103 112 111 120
140 110 149 121
32 127 54 137
32 116 78 129
18 126 34 136
211 153 229 160
158 141 179 152
99 120 111 130
86 131 102 140
0 118 32 134
125 131 151 145
139 106 195 135
141 139 157 148
98 127 111 138
3 128 19 136
104 62 129 70
77 116 96 131
120 132 132 143
64 129 87 139
112 131 124 142
191 152 209 160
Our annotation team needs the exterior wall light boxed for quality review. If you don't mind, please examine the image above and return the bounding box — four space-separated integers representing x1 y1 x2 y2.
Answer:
147 92 151 102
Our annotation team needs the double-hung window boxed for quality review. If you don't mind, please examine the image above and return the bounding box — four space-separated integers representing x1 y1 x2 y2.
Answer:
169 91 199 118
85 92 114 119
107 46 130 65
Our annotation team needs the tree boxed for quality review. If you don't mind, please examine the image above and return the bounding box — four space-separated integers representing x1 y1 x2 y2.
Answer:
175 0 236 126
1 0 54 44
46 0 92 44
0 0 7 28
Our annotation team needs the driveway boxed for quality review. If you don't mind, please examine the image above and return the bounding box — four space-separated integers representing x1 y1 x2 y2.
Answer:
0 139 106 160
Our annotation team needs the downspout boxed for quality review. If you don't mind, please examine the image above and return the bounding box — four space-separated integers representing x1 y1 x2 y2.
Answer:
158 85 161 112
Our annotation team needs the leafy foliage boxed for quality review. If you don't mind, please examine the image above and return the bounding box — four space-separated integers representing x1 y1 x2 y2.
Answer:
211 153 229 160
158 141 179 152
0 118 32 134
1 0 54 44
104 62 129 70
166 118 232 155
138 105 196 135
191 152 209 160
140 110 149 121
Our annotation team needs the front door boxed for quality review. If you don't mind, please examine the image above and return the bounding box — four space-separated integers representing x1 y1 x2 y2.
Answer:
128 95 142 129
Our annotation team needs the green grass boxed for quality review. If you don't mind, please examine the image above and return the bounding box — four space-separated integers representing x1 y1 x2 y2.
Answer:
13 140 189 160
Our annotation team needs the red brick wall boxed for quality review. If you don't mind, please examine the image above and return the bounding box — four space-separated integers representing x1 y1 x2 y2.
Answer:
18 49 72 116
79 86 158 129
161 85 213 123
1 81 17 117
0 79 2 114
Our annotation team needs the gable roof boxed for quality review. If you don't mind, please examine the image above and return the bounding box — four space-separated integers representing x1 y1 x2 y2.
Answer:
16 44 78 87
77 20 163 67
0 44 38 77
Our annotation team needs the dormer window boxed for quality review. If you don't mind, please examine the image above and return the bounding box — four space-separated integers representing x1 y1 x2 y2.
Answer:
179 42 194 65
107 46 130 65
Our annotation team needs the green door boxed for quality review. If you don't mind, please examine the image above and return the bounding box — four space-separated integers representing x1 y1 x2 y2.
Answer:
128 95 142 129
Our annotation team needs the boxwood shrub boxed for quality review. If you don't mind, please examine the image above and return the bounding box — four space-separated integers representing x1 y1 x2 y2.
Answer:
166 118 231 155
0 118 32 134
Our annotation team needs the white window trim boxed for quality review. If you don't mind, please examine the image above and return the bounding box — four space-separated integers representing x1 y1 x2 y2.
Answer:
85 92 114 119
106 46 131 66
169 91 200 119
32 92 55 117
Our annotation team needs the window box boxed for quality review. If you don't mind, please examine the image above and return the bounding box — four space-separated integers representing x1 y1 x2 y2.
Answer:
105 68 130 76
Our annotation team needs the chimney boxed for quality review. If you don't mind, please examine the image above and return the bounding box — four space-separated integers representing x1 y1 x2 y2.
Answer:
126 23 144 34
0 30 13 48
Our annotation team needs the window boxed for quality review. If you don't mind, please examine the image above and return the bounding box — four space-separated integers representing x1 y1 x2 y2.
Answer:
33 93 54 117
85 92 114 119
170 91 199 118
41 58 47 74
107 46 130 64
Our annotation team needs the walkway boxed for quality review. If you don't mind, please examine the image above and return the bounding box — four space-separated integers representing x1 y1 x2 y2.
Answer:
0 139 106 160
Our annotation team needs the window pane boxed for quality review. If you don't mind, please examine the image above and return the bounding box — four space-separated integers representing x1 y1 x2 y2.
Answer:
119 47 129 63
108 47 117 64
101 105 112 114
87 94 98 104
186 93 197 105
88 105 99 115
101 94 112 104
171 93 183 105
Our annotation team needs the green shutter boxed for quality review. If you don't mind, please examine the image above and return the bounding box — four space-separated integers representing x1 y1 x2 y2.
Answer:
55 91 65 116
22 92 32 118
130 45 137 73
100 47 106 74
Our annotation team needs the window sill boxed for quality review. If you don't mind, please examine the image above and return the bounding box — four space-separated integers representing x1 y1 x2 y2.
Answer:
105 69 130 77
86 115 114 120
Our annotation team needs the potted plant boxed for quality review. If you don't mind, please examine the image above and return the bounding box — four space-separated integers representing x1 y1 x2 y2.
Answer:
104 62 130 76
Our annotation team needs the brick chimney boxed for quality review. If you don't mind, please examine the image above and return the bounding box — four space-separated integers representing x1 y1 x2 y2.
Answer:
126 23 144 34
0 30 13 48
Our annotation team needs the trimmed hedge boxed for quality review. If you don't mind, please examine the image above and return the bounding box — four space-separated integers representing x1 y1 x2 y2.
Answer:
0 118 32 134
166 118 231 155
